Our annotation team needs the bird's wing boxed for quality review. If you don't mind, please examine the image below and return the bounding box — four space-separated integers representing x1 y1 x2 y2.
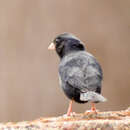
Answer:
59 52 103 93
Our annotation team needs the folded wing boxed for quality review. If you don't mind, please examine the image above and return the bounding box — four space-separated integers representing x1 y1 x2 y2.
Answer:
59 52 103 93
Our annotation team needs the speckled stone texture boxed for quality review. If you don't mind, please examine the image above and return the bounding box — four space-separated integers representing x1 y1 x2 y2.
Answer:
0 107 130 130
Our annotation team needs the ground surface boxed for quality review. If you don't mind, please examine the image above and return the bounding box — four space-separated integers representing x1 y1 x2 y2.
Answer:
0 107 130 130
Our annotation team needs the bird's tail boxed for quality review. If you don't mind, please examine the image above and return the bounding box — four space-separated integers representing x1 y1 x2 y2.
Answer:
80 91 107 103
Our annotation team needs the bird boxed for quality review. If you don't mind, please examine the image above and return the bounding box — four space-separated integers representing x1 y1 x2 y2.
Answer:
48 33 106 116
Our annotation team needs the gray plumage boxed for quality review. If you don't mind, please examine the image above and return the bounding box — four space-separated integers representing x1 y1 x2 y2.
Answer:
80 91 106 102
59 51 105 103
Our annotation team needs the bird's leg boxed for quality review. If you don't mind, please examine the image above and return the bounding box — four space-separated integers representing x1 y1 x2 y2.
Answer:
67 100 73 116
91 102 97 113
85 102 97 114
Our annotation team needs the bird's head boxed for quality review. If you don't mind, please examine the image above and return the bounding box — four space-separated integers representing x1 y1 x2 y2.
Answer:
48 33 85 58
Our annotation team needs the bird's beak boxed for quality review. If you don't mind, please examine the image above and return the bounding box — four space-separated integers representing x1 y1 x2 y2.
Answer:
48 42 55 50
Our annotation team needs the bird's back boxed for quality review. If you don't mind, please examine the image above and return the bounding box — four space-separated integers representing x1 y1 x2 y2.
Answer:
59 51 103 94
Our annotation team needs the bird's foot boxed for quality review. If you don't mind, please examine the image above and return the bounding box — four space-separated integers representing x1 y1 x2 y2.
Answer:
84 109 98 115
84 102 98 115
63 112 76 117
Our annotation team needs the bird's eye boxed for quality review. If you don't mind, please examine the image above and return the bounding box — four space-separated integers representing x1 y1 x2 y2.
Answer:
55 38 61 43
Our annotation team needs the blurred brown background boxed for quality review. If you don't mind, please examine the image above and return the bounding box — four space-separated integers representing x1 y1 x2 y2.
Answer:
0 0 129 122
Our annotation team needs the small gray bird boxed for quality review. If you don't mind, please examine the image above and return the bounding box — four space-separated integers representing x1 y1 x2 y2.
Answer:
48 33 106 116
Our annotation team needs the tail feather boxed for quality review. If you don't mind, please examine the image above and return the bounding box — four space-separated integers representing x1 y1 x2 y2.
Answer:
80 91 107 102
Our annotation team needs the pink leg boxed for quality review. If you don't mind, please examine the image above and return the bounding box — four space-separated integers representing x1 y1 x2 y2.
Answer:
85 102 97 114
67 100 73 116
91 102 97 113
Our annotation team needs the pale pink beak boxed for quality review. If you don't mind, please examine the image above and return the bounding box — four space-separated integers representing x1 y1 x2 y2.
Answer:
48 42 55 50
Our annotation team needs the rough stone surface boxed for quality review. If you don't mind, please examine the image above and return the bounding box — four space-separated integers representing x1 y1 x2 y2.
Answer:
0 107 130 130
